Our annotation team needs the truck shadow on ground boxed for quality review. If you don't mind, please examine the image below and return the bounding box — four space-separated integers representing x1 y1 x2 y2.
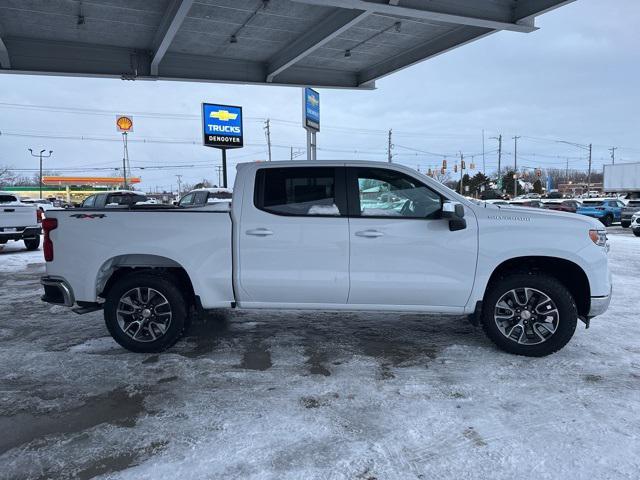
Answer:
180 309 491 372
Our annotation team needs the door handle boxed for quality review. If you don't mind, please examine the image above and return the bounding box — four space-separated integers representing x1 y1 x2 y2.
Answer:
355 229 384 238
246 228 274 236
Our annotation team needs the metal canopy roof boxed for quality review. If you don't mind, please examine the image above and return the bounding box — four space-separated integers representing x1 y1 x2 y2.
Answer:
0 0 574 89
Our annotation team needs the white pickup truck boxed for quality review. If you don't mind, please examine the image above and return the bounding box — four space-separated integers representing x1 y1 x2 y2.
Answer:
0 191 42 250
40 161 611 357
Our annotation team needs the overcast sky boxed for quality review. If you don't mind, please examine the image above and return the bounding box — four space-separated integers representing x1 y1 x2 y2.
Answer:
0 0 639 191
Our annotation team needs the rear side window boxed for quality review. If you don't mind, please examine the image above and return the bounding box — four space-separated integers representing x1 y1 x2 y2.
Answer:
254 167 344 216
107 194 146 205
82 195 96 207
0 195 17 203
627 201 640 207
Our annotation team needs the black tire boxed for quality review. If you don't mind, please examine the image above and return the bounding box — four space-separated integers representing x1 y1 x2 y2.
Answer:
481 274 578 357
621 221 630 228
104 272 188 353
24 236 40 250
600 214 613 227
634 230 640 237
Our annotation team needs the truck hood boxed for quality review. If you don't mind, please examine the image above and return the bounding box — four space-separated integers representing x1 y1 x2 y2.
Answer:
486 204 604 229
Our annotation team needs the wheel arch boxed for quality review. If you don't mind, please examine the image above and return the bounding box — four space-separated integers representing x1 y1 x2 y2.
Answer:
97 254 196 306
485 256 591 317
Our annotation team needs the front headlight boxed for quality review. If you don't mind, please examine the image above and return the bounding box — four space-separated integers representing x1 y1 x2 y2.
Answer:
589 229 607 247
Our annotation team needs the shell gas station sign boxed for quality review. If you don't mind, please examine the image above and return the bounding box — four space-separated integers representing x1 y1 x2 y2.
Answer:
116 115 134 133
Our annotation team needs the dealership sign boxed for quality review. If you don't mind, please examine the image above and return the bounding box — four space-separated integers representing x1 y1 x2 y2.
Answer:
202 103 243 148
303 88 319 132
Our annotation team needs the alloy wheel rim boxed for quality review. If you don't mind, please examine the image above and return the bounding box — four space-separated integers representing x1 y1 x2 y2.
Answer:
494 287 559 345
116 287 172 343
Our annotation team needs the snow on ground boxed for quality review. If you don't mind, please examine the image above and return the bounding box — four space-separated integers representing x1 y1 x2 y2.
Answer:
0 229 639 480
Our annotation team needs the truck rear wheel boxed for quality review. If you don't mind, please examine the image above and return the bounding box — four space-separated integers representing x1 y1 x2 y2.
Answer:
621 221 630 228
24 236 40 250
481 274 577 357
104 272 188 353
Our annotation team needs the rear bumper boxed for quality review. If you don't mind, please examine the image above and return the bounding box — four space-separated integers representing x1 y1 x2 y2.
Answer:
588 289 612 318
41 276 75 307
0 226 41 241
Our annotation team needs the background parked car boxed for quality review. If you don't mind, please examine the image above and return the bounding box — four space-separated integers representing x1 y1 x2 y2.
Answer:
508 199 543 208
621 199 640 228
543 199 581 213
178 188 233 209
81 191 149 209
576 199 624 226
483 199 509 205
632 212 640 237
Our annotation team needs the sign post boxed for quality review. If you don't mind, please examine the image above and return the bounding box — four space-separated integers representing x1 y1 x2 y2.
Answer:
116 115 134 190
202 103 244 187
303 88 319 160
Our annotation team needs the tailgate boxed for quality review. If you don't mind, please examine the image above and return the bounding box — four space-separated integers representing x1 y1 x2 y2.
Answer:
0 204 37 229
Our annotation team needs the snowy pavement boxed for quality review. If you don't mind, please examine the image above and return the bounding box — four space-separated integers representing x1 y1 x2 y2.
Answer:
0 228 639 480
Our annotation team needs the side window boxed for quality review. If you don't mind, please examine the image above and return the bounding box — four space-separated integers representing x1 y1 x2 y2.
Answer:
255 167 343 216
352 167 442 218
82 195 96 207
179 193 195 207
194 191 209 205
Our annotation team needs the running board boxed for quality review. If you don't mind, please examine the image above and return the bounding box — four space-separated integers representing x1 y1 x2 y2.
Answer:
72 303 103 315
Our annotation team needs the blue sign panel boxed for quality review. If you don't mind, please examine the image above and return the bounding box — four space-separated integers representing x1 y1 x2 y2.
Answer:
304 88 320 132
202 103 243 149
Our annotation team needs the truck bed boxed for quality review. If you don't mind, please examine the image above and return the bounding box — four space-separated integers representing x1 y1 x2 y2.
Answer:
45 208 234 308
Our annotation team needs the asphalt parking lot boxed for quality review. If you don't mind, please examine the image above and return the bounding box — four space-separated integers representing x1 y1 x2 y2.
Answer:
0 227 639 480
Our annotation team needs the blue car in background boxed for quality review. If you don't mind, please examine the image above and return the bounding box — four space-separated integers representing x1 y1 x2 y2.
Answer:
576 198 625 226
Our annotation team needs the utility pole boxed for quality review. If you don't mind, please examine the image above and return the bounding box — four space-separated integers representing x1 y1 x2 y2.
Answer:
387 129 393 162
175 175 183 196
459 151 465 195
490 134 502 177
28 148 53 199
513 136 520 197
215 166 223 186
565 157 569 183
587 143 593 196
264 119 272 162
482 129 486 174
609 146 617 165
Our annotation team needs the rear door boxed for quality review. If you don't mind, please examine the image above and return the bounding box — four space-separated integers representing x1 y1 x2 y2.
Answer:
346 166 478 309
238 166 350 305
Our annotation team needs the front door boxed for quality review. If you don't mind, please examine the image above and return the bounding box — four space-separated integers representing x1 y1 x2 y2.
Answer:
238 166 350 305
346 166 478 309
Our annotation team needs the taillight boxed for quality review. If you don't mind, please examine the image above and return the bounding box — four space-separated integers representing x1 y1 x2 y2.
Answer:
36 209 43 223
42 218 57 262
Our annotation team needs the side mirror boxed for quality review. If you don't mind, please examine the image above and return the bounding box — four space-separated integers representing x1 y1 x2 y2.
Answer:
442 201 467 231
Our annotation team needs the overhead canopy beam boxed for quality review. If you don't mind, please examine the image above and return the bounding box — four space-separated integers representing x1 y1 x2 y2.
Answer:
150 0 195 76
266 9 370 82
358 26 493 86
290 0 537 33
513 0 577 21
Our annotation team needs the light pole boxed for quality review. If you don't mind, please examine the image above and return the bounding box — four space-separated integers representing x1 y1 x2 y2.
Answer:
557 140 592 196
28 148 53 199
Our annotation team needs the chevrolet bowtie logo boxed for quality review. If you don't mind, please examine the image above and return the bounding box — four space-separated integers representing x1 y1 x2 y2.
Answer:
210 110 238 121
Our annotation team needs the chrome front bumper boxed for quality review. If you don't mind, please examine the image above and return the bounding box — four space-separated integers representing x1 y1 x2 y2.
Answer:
588 289 612 318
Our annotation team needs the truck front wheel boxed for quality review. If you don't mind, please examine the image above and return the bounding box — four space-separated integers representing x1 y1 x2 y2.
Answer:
481 274 577 357
104 272 188 353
